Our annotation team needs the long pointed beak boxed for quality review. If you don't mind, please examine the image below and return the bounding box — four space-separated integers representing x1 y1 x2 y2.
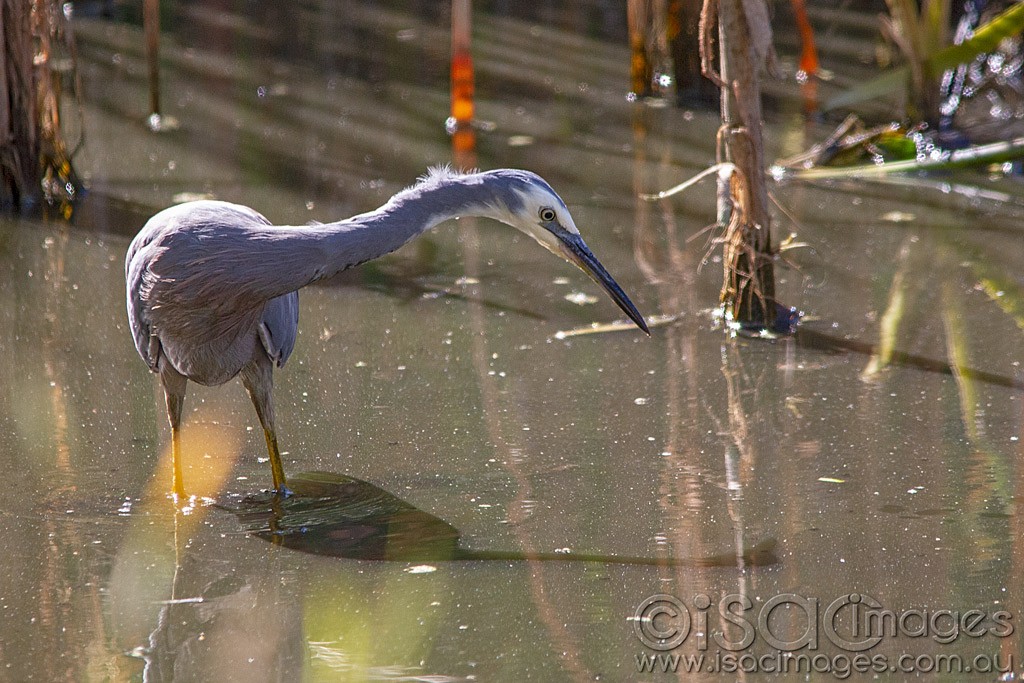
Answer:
557 231 649 335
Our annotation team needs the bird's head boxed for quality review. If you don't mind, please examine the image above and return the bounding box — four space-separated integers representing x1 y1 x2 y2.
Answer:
480 169 649 335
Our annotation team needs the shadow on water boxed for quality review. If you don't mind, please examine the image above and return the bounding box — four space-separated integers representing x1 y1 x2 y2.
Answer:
221 472 779 567
797 328 1024 391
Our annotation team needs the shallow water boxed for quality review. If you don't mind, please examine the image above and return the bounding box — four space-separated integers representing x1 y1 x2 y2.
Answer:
1 1 1023 680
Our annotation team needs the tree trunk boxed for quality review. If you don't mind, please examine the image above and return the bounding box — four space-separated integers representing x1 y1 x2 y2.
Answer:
1 0 39 209
716 0 777 331
2 0 77 213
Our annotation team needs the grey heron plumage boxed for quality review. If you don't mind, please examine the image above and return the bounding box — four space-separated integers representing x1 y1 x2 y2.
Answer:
126 167 648 497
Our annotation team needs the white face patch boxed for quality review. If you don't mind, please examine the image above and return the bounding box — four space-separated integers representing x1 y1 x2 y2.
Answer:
509 186 580 237
550 206 580 235
522 222 566 258
476 176 582 261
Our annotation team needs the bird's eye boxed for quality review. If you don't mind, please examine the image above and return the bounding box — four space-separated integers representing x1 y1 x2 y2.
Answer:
539 208 556 222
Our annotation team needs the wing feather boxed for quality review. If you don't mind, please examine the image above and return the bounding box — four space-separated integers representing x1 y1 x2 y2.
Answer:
259 292 300 367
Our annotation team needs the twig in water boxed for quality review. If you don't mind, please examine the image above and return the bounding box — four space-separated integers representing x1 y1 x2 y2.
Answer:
555 313 682 339
640 163 736 201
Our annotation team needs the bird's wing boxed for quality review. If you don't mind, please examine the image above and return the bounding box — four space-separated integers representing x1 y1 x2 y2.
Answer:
126 199 277 376
126 224 162 371
258 291 300 368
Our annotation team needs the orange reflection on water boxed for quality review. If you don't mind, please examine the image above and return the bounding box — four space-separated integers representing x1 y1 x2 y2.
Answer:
149 421 241 510
450 50 475 128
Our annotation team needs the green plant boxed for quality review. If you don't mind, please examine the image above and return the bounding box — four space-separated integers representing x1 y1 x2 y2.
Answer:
883 0 951 123
825 2 1024 117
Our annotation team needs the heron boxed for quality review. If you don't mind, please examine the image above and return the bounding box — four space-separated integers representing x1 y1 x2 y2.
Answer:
126 167 648 498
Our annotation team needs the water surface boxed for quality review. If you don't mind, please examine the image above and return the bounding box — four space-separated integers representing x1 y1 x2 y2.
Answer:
1 1 1022 680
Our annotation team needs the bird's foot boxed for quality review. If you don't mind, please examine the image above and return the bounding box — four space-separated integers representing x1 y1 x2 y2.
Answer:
271 485 294 500
241 486 293 506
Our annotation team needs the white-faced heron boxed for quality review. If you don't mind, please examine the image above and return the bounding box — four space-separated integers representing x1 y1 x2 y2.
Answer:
126 167 648 498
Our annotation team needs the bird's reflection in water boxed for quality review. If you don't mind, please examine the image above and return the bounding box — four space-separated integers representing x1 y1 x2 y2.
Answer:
222 472 779 567
224 472 462 561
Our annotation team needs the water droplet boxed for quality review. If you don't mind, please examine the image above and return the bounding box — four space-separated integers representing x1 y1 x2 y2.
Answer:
564 291 598 305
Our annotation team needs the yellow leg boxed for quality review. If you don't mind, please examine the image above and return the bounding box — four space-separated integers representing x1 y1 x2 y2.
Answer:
242 354 291 496
263 426 290 496
171 425 186 501
161 363 189 501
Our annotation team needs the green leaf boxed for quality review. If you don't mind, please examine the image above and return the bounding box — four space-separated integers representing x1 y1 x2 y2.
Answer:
823 2 1024 112
931 1 1024 72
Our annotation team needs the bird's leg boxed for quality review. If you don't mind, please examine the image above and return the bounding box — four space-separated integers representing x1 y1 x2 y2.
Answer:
241 356 291 496
159 363 188 501
261 425 289 496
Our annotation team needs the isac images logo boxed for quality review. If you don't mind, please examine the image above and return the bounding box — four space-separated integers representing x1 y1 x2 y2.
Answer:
631 593 1015 678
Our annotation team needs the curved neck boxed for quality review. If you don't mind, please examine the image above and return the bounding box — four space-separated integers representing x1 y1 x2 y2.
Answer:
322 171 515 272
235 171 521 303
